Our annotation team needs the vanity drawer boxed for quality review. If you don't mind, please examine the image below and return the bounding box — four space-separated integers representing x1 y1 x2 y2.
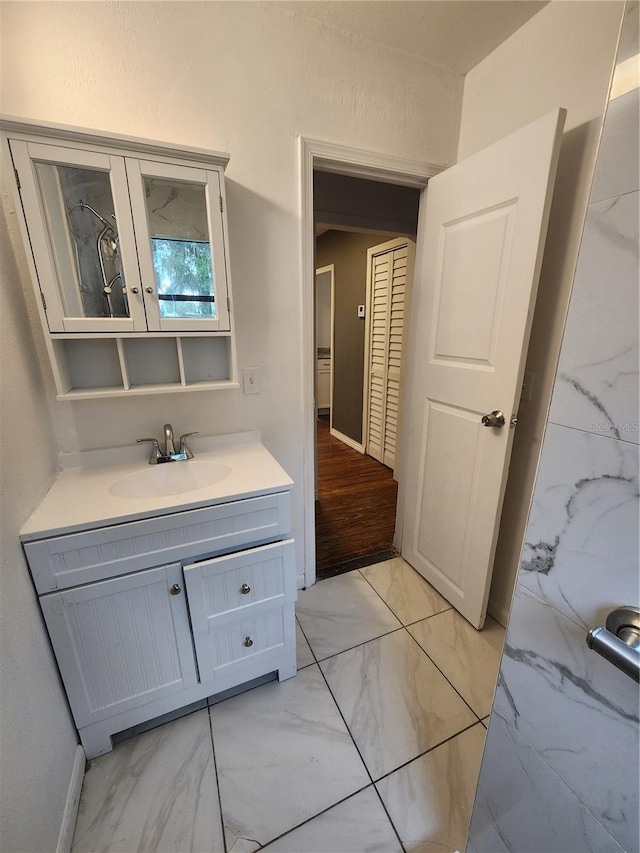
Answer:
25 492 292 594
183 539 296 618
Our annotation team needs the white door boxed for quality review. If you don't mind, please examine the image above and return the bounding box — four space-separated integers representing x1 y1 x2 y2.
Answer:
10 140 147 333
399 109 566 629
125 158 230 332
365 238 415 470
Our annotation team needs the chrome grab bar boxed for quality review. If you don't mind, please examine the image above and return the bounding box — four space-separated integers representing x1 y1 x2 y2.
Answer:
586 606 640 683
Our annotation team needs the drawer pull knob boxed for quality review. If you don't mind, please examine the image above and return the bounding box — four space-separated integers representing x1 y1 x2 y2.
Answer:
240 583 251 595
243 636 254 648
170 584 182 596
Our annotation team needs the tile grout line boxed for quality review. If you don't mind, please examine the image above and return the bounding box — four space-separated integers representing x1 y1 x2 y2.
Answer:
313 653 409 853
267 619 407 851
372 718 486 785
403 627 486 725
297 614 407 850
302 623 406 664
301 570 488 725
259 783 374 851
206 707 229 853
356 562 454 628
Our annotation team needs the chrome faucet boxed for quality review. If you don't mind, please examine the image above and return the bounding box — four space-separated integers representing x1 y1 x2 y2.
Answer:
164 423 176 456
137 424 198 464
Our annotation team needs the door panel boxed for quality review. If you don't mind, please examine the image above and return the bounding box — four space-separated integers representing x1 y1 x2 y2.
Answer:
400 109 566 628
40 563 198 728
433 202 516 365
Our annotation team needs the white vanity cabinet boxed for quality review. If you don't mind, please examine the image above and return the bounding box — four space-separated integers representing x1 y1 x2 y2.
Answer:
23 487 297 759
2 118 237 398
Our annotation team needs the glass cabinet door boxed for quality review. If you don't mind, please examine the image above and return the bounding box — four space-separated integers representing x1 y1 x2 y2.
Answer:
126 159 230 332
10 141 147 333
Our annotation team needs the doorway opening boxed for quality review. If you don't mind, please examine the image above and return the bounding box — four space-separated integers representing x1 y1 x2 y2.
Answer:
312 172 420 578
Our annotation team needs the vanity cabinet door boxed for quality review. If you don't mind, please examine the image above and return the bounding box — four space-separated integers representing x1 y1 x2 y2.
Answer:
125 159 231 332
184 539 296 682
40 563 198 728
9 140 147 333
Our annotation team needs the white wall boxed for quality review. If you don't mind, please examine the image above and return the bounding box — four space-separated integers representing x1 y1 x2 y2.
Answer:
0 159 79 850
457 0 624 623
0 0 463 585
0 5 462 845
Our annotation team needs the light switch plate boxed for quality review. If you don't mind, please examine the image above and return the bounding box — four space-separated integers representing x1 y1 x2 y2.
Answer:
357 305 365 318
243 367 260 394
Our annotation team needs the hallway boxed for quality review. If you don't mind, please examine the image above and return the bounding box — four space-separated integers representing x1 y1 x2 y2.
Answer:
315 417 398 577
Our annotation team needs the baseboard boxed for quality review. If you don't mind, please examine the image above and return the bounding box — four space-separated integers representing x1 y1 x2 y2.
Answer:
56 745 85 853
487 597 510 629
329 427 365 454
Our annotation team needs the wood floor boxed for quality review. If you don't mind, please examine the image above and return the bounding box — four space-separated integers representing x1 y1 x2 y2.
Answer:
315 416 398 578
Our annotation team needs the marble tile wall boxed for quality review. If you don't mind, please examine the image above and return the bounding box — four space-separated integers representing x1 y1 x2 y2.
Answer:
468 5 639 852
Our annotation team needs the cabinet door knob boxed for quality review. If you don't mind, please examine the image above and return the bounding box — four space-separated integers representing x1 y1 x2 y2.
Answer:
130 287 139 294
243 636 254 647
170 583 182 596
240 583 251 595
145 286 154 294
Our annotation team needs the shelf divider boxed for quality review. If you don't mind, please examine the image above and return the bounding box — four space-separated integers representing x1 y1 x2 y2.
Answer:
116 338 131 390
176 337 187 386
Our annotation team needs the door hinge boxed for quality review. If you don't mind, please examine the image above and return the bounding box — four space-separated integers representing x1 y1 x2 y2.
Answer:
14 168 20 190
40 291 47 311
219 195 223 213
226 296 231 314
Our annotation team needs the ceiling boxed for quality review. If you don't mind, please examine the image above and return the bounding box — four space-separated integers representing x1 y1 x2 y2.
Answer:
275 1 548 74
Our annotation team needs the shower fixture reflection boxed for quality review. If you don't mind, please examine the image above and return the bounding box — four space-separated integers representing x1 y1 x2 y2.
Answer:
68 200 128 318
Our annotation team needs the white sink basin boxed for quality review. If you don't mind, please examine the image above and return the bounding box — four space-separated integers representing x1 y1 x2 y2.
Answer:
109 461 231 499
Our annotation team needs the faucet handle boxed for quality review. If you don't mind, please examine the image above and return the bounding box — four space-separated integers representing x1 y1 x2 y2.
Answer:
137 437 162 464
179 432 198 459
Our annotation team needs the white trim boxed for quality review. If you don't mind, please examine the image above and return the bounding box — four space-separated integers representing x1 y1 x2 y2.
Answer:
0 115 229 167
310 137 444 188
487 597 510 629
330 427 365 454
299 135 445 589
56 745 85 853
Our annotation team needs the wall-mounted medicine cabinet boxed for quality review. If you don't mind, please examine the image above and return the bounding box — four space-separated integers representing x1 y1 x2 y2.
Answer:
2 117 237 399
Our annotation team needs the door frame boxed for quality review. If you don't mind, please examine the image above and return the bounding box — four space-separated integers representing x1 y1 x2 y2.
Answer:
299 136 444 588
314 263 335 421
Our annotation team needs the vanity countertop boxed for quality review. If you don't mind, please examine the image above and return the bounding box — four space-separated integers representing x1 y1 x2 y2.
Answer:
20 431 293 542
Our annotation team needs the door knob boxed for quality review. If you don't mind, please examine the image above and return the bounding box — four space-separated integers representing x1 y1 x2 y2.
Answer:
169 583 182 596
481 410 505 428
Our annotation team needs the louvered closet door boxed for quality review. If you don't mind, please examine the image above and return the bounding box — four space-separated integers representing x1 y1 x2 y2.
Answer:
367 243 412 470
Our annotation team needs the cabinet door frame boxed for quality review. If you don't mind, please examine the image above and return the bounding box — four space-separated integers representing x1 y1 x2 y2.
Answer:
10 140 148 333
126 158 231 332
40 563 198 728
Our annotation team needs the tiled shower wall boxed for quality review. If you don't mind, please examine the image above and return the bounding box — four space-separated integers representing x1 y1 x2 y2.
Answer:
467 5 639 852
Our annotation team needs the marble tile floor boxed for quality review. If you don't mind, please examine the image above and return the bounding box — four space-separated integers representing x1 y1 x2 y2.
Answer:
71 557 505 853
